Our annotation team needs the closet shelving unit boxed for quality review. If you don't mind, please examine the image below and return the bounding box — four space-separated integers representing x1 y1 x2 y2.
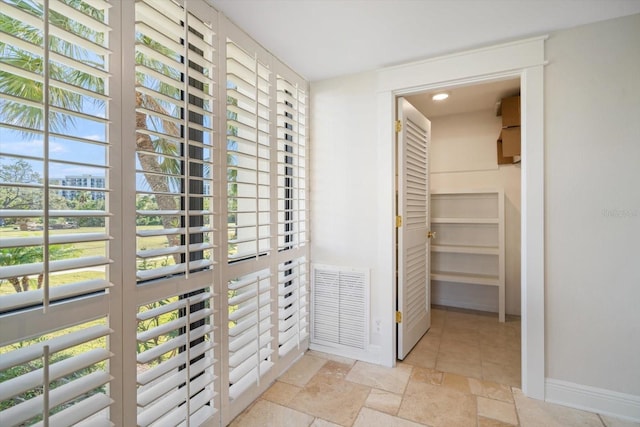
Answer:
430 190 505 322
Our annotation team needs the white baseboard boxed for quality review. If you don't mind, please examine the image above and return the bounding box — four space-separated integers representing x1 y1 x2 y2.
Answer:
545 378 640 422
309 342 381 365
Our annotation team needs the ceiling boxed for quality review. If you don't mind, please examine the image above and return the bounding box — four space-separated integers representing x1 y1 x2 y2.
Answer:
406 78 520 118
209 0 640 82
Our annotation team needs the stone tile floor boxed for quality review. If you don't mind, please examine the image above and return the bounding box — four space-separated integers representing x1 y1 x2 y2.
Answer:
230 308 638 427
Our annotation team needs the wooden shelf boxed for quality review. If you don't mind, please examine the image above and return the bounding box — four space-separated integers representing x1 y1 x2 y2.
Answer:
431 272 500 287
430 190 505 322
431 244 499 255
431 217 499 224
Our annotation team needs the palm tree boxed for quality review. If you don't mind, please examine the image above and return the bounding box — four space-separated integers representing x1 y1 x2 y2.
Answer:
0 1 184 263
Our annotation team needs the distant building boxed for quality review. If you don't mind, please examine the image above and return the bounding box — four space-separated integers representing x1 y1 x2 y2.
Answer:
56 175 106 201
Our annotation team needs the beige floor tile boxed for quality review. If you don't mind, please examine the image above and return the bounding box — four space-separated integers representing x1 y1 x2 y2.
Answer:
428 323 444 336
445 319 482 332
306 350 357 367
439 336 481 356
260 381 302 406
478 416 519 427
480 344 520 365
442 372 471 394
482 361 521 388
513 388 604 427
477 396 518 425
409 366 444 385
436 351 483 379
288 361 371 426
353 407 427 427
402 348 438 369
398 380 477 427
416 332 441 351
229 400 314 427
310 418 343 427
346 361 412 394
478 323 519 334
365 388 403 415
479 333 521 351
468 377 514 403
441 328 480 346
278 354 327 387
600 415 640 427
444 316 480 330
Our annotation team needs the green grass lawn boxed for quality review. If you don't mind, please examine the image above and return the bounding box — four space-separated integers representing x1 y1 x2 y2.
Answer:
1 225 171 256
0 225 171 296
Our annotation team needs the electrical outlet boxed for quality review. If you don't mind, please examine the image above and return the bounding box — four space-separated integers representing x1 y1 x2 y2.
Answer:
374 319 382 334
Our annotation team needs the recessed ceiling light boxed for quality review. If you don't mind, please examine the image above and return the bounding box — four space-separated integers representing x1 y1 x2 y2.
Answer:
432 92 449 101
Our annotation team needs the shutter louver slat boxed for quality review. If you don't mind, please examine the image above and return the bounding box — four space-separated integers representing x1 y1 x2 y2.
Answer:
0 348 111 402
2 370 112 426
137 340 215 386
0 256 110 280
0 324 112 371
31 393 113 427
227 268 273 401
278 257 309 356
0 279 110 311
137 356 216 406
47 0 111 32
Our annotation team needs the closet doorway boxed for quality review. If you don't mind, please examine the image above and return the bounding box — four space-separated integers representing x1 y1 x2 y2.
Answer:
399 78 523 387
396 78 521 387
379 36 545 399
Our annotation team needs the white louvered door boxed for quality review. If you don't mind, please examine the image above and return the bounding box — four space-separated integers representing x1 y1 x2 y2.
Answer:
397 97 431 360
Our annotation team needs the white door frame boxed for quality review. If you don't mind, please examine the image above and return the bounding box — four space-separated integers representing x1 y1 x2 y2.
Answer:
376 36 546 399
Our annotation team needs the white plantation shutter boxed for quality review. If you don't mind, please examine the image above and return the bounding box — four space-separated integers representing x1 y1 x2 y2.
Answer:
132 1 219 425
276 75 307 251
278 257 309 356
226 40 272 261
134 0 216 283
0 321 113 426
227 269 274 400
221 29 309 421
136 290 217 426
2 2 309 425
0 0 114 424
0 0 112 311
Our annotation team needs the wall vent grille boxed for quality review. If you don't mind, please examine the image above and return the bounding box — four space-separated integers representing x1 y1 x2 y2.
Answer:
311 264 369 350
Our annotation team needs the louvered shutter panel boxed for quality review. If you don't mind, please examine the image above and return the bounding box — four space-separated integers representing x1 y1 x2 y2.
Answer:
0 322 113 426
277 257 309 356
134 0 216 283
276 75 307 251
226 40 271 262
227 269 274 400
0 0 112 311
0 0 114 424
136 290 217 426
133 1 219 425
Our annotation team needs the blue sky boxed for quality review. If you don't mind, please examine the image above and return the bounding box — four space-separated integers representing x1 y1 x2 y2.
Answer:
0 127 107 180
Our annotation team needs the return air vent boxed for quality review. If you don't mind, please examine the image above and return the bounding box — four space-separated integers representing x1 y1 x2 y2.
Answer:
311 264 369 350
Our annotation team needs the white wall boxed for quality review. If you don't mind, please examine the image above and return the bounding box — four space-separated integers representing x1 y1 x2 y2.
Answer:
310 12 639 404
544 13 640 396
310 71 388 356
428 109 522 315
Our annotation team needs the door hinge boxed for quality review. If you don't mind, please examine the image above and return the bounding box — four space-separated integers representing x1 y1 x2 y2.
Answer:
396 311 402 323
396 215 402 228
395 120 402 133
